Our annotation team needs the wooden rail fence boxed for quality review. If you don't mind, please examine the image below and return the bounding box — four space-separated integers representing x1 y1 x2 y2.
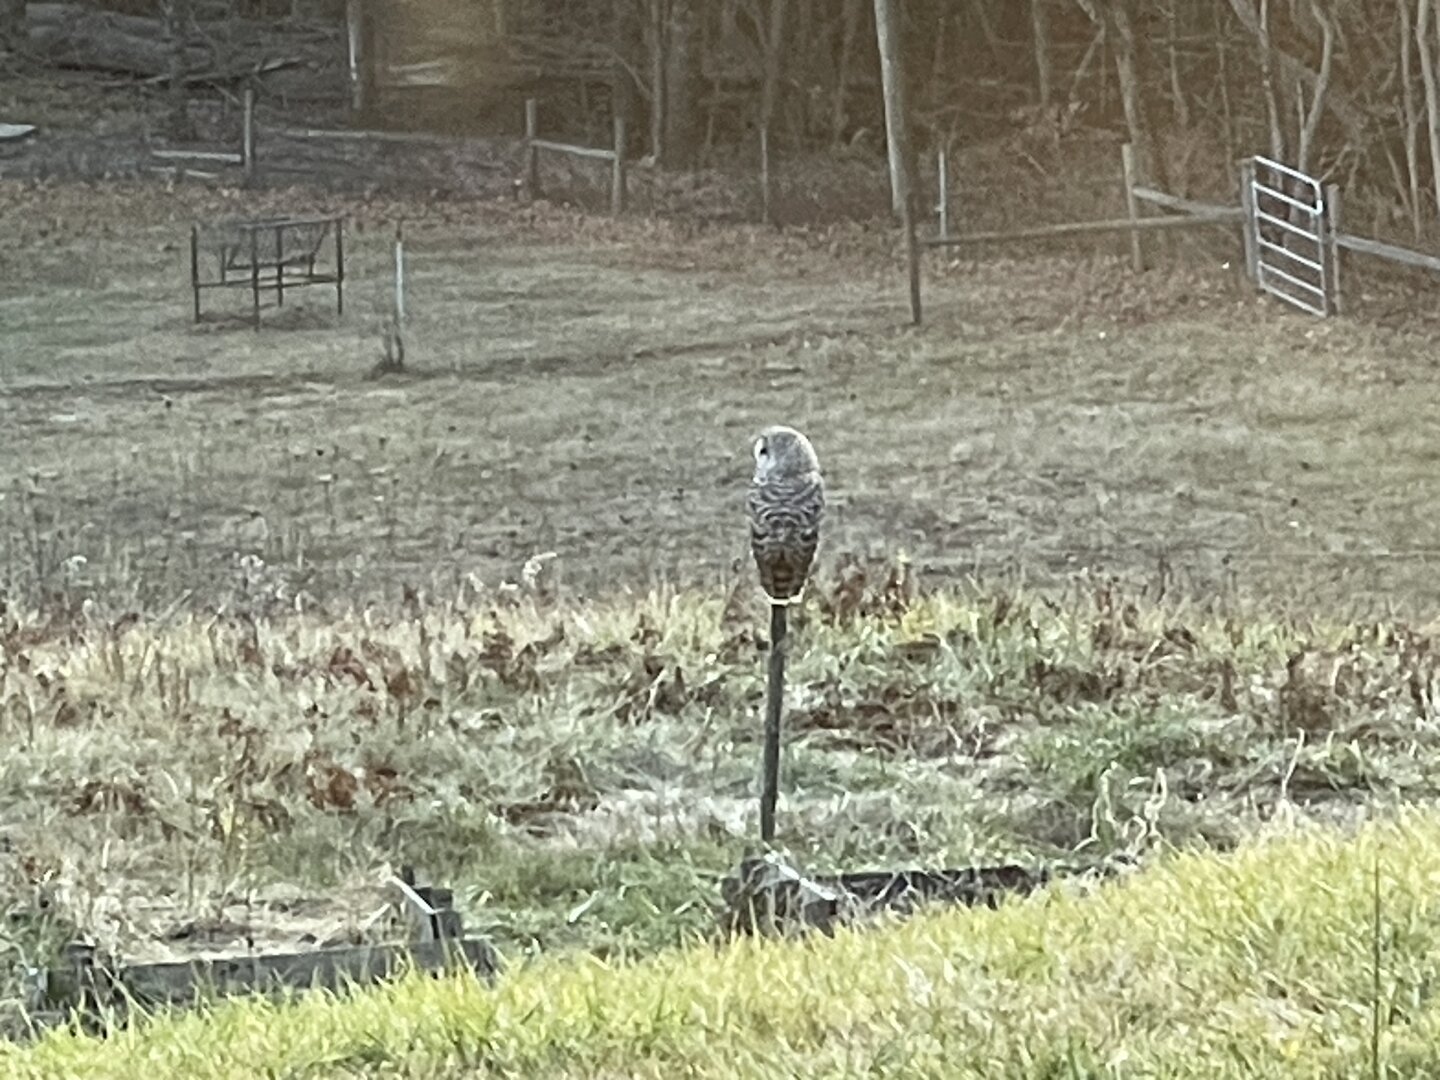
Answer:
907 143 1440 325
523 98 627 216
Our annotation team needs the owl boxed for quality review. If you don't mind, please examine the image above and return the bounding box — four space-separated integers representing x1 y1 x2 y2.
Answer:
746 425 825 604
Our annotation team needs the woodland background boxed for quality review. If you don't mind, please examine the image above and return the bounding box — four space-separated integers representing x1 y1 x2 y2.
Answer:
3 0 1440 241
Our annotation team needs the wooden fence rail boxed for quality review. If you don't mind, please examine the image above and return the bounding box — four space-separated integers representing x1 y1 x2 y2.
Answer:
523 98 627 216
911 142 1440 326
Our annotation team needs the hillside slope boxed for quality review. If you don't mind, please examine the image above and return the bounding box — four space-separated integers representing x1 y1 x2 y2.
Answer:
8 811 1440 1078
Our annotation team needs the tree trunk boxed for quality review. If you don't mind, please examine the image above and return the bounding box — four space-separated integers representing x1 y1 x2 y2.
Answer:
660 0 699 167
830 0 862 145
1102 0 1165 190
758 0 785 137
1416 0 1440 219
1214 0 1235 164
873 0 911 217
610 0 641 146
1165 0 1189 130
1293 0 1333 177
645 0 664 160
163 0 195 139
1031 0 1052 109
1399 0 1423 237
0 0 25 53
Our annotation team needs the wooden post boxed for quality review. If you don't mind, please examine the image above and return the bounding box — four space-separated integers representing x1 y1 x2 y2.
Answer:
190 225 201 322
274 223 285 307
759 603 787 844
936 142 949 240
904 188 921 325
249 227 261 330
1238 157 1259 286
1325 182 1343 316
524 98 539 198
345 0 366 113
393 220 406 323
1120 142 1145 272
611 115 627 215
241 86 256 185
759 123 772 225
335 217 344 316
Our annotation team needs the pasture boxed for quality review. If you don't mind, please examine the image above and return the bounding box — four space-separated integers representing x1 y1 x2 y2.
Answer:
6 179 1440 1072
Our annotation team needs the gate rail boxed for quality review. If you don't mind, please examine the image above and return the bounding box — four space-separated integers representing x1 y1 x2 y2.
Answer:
1245 156 1330 317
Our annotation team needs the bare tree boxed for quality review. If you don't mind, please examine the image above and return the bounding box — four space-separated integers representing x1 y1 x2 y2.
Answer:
0 0 25 54
661 0 699 166
756 0 785 142
829 0 863 146
1398 0 1424 237
163 0 196 139
1293 0 1334 177
1074 0 1165 188
872 0 910 216
1417 0 1440 218
1032 0 1053 112
1164 0 1189 131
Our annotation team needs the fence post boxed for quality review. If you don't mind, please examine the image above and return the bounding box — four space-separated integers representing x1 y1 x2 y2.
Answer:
524 98 539 198
393 220 406 323
1324 182 1343 316
242 85 256 185
190 224 201 322
759 123 772 226
1120 142 1145 272
936 142 949 241
1238 157 1259 287
903 188 921 325
611 115 627 215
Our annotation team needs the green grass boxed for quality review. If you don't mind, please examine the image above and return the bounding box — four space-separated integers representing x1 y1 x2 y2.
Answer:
4 575 1440 1021
10 809 1440 1077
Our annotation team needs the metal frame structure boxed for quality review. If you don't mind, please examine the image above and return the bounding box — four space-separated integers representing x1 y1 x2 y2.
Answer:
190 215 345 329
1247 156 1329 317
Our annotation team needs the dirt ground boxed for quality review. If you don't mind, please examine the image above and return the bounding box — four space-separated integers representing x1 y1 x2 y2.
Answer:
6 176 1440 617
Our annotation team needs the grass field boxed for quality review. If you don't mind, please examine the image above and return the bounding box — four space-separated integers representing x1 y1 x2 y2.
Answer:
7 176 1440 1072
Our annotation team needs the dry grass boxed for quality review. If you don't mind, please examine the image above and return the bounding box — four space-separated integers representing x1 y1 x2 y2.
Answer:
7 179 1440 1067
4 573 1440 1016
6 182 1440 614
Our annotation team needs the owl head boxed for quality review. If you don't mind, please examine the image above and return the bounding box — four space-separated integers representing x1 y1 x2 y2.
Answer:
752 425 821 484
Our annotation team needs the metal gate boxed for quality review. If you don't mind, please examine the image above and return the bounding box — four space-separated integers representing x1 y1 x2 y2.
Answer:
1248 156 1329 316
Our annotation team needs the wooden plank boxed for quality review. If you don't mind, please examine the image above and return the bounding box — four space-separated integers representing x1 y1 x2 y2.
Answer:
925 211 1241 248
146 166 221 181
529 137 616 162
272 127 491 148
1333 231 1440 273
1131 185 1241 219
44 937 499 1012
152 149 242 164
